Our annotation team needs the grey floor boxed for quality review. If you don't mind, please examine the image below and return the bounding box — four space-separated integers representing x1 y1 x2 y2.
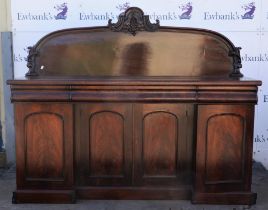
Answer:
0 163 267 210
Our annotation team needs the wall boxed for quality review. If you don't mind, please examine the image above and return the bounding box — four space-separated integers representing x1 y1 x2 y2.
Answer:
0 0 13 162
0 0 8 139
10 0 268 168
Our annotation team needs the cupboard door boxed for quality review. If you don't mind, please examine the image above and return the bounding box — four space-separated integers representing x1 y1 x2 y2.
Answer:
76 103 132 186
195 105 254 193
15 103 73 189
133 104 194 186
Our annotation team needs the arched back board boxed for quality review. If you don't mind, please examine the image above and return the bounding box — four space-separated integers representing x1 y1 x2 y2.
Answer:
26 7 243 78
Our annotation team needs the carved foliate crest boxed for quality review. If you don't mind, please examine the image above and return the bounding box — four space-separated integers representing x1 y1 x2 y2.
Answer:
108 7 160 36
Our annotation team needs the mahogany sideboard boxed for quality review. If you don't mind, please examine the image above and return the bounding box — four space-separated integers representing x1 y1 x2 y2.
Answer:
8 7 261 205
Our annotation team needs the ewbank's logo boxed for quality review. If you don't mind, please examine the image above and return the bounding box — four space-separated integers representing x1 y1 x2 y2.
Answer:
54 3 68 20
204 2 256 21
179 2 192 20
17 3 68 21
116 2 130 11
241 2 255 19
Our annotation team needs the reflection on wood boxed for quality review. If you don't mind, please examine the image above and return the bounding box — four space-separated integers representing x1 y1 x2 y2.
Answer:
28 30 234 77
120 42 151 75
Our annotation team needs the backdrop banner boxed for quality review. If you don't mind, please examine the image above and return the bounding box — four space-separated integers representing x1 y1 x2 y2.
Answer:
11 0 268 168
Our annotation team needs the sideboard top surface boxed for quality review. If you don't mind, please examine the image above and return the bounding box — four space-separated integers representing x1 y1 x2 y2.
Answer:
7 76 262 86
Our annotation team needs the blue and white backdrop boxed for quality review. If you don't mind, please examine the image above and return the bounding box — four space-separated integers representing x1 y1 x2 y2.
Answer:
11 0 268 168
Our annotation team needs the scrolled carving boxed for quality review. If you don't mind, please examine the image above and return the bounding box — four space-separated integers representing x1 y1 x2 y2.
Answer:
25 46 39 77
229 47 243 78
108 7 160 36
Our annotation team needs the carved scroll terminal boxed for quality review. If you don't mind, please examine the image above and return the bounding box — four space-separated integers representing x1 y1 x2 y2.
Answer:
229 47 243 78
25 46 39 77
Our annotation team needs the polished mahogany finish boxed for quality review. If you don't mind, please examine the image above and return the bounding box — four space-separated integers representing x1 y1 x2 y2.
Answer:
8 7 261 204
25 30 235 77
